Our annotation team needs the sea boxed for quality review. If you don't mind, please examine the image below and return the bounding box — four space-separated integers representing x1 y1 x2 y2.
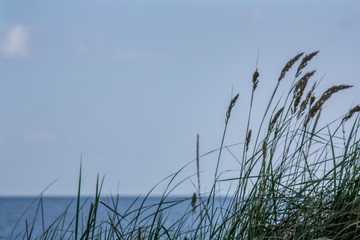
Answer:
0 196 223 239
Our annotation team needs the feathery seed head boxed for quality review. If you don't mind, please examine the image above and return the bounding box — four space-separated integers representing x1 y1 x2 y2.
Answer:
246 129 252 151
252 69 259 92
342 105 360 123
309 85 353 119
262 139 267 162
293 70 316 113
278 52 304 82
226 93 239 122
298 83 317 119
296 51 319 78
310 96 316 106
191 192 197 213
270 107 284 132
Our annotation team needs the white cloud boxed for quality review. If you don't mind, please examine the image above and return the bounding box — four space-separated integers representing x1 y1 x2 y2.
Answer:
1 25 29 58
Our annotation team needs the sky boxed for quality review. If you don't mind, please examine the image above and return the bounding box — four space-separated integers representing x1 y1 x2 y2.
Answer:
1 0 360 196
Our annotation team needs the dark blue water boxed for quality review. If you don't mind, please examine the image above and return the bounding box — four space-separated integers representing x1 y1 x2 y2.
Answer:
0 196 198 239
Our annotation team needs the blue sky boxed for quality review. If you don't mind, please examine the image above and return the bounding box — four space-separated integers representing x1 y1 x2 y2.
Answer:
1 0 360 196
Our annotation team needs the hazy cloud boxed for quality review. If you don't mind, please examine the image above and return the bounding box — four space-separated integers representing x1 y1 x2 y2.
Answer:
1 25 29 58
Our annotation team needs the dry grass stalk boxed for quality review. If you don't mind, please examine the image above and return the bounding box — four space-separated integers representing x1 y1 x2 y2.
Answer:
298 83 317 118
270 107 284 132
293 70 316 113
226 93 239 122
342 105 360 123
252 69 259 92
278 52 304 82
296 51 319 78
309 85 353 119
246 129 252 151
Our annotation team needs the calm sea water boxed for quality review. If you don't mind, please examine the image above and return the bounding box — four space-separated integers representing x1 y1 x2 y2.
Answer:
0 196 194 239
0 196 201 239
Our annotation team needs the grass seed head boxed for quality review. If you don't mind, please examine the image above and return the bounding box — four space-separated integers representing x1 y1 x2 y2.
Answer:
309 85 353 119
270 107 284 132
226 93 239 122
298 82 317 119
296 51 319 78
252 69 259 92
278 52 304 82
262 139 267 162
293 70 316 113
246 129 252 151
310 96 316 106
138 227 142 240
342 105 360 123
191 192 197 213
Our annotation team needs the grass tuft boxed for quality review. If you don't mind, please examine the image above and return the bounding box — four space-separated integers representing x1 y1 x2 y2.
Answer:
9 51 360 240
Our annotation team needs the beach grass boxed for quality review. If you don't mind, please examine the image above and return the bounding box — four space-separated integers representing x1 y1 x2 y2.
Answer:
7 51 360 240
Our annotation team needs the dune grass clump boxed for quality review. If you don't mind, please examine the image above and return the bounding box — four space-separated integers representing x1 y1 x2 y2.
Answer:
7 51 360 240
